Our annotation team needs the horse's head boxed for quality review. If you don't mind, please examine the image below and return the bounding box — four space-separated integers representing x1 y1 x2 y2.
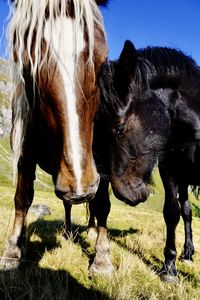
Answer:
104 40 170 205
110 94 170 206
10 0 108 204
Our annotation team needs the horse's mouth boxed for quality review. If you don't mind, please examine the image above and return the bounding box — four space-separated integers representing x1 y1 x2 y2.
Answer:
112 187 149 207
119 196 147 207
66 195 94 205
55 190 95 204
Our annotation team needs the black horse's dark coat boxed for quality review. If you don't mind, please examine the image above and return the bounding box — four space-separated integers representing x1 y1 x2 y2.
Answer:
93 40 200 280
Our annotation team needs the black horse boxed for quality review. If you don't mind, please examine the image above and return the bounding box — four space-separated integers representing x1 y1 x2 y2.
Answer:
89 40 200 280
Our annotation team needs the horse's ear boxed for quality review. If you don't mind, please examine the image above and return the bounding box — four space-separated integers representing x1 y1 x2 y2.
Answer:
96 0 109 6
114 40 138 99
118 40 137 76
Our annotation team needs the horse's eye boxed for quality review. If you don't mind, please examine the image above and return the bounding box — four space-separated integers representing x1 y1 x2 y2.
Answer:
113 123 125 137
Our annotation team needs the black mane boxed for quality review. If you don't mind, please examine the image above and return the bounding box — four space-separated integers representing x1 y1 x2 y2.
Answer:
98 60 121 120
98 42 200 120
138 46 199 76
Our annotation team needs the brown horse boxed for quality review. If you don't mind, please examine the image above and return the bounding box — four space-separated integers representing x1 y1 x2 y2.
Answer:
2 0 108 269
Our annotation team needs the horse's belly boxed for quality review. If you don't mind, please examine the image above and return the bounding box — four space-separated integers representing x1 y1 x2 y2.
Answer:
165 144 200 185
35 139 55 175
171 159 200 186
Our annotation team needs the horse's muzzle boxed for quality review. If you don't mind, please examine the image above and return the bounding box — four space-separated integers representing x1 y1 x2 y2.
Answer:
55 176 100 204
112 177 150 206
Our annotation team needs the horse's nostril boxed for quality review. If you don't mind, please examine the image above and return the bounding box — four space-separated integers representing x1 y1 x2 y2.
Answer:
90 175 100 188
55 188 69 200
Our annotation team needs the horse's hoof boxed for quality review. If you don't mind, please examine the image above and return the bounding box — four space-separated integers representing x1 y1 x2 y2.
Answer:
1 241 24 270
159 272 178 283
181 258 193 265
1 256 21 270
87 227 98 241
89 261 115 276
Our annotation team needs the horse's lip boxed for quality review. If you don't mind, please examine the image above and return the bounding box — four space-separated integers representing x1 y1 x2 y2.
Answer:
113 189 147 207
122 198 146 207
56 192 95 204
65 196 94 205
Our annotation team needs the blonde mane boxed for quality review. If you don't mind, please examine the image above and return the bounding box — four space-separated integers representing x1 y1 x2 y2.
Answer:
8 0 106 181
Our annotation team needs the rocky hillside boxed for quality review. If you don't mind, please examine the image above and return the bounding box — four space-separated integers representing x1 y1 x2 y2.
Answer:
0 58 12 136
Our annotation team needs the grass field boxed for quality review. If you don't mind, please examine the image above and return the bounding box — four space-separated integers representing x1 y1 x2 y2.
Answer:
0 136 200 299
0 179 200 299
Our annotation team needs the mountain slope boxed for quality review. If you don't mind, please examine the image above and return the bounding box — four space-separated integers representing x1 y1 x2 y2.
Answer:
0 58 11 136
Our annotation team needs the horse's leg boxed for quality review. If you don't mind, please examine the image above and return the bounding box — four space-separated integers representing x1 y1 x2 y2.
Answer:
87 200 97 240
62 202 72 238
178 184 194 262
159 165 180 282
89 180 114 274
2 157 36 269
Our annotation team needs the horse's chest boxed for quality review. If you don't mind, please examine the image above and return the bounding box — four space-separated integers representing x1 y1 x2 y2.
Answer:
31 122 58 174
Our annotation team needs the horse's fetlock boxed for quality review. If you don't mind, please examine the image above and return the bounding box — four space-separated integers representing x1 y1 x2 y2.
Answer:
95 243 110 255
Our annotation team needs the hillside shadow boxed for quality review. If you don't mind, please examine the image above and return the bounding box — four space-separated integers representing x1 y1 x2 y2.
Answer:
0 267 110 299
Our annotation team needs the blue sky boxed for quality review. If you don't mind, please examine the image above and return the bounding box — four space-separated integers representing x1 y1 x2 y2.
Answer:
0 0 200 63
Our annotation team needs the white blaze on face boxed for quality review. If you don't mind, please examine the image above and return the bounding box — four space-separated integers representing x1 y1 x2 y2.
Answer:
44 17 85 195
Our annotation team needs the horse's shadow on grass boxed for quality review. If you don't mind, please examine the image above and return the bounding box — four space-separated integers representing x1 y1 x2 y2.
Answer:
109 227 199 282
26 219 96 269
109 227 199 284
64 223 162 275
0 267 109 300
0 219 111 300
106 227 162 275
26 219 161 275
72 224 199 283
2 218 196 298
